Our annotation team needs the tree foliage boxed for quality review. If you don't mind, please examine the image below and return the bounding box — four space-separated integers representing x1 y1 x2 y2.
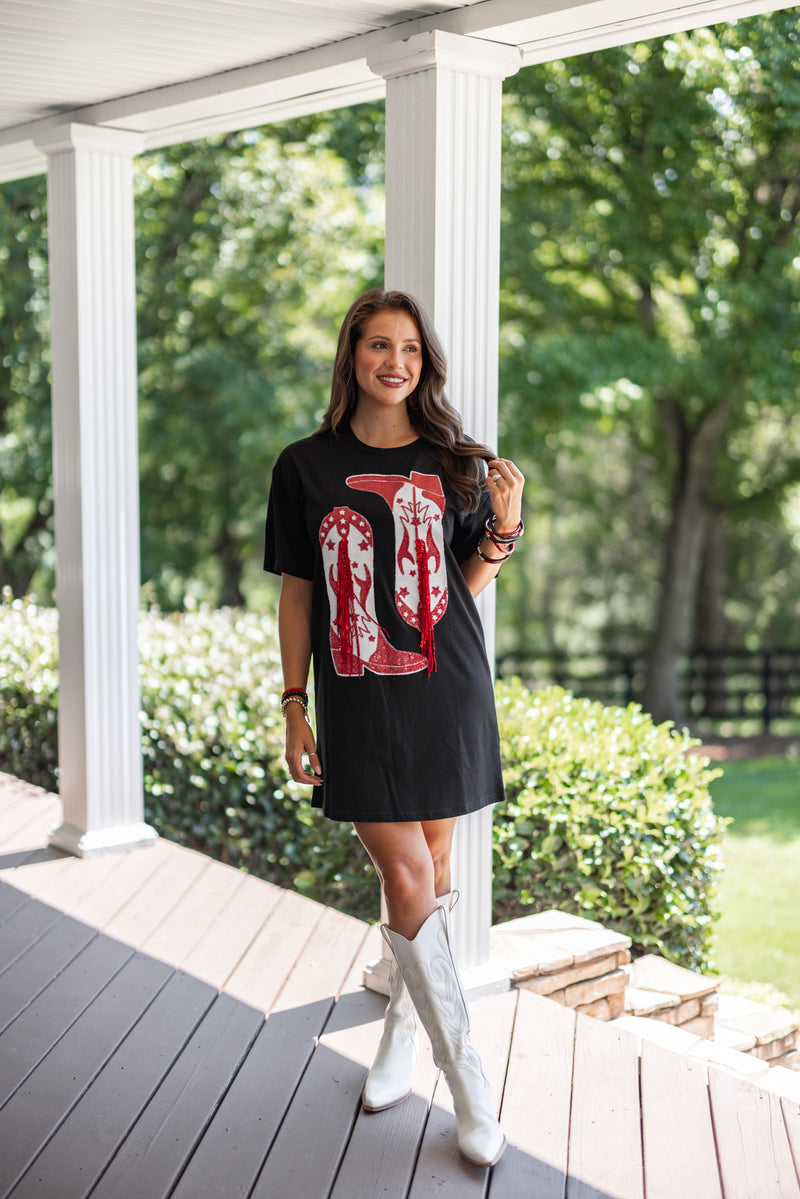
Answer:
135 116 385 607
0 176 52 597
499 12 800 718
0 19 798 725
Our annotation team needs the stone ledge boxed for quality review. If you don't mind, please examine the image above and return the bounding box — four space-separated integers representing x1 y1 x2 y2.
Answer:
687 1038 772 1081
491 910 632 1019
715 993 800 1046
490 909 631 980
624 954 718 1006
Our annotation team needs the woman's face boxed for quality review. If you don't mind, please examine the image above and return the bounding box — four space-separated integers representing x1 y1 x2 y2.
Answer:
353 311 423 413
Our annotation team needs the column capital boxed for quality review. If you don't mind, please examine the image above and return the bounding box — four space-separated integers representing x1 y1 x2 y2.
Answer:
367 29 521 82
34 123 144 159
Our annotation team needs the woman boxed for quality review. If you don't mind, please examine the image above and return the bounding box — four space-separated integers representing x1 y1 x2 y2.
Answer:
264 288 524 1169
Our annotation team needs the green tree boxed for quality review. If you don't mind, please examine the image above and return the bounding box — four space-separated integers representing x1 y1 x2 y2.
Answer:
0 176 53 598
500 12 800 721
136 118 384 608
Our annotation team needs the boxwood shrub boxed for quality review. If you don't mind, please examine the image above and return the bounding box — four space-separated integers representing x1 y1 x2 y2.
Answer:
493 678 725 969
0 596 725 966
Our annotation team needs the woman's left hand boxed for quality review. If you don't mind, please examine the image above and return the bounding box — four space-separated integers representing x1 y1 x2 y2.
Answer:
486 458 525 534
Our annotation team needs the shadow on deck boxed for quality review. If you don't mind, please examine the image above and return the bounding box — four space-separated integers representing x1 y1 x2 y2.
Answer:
0 771 798 1199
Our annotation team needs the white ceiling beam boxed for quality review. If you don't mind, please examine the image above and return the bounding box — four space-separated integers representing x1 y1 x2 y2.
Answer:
0 0 795 182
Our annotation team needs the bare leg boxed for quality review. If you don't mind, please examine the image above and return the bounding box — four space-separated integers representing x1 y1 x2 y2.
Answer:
354 818 456 940
421 818 456 899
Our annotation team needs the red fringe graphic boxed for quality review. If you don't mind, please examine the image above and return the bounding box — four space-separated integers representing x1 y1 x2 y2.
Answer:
335 533 357 674
416 537 437 677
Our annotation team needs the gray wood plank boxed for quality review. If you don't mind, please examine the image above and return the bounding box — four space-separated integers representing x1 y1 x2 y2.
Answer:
783 1094 800 1190
0 914 97 1033
170 999 339 1199
72 841 168 930
33 844 160 927
0 896 62 973
101 844 210 948
0 881 29 925
640 1038 722 1199
245 913 372 1199
407 989 516 1199
248 1013 366 1199
0 848 48 873
0 810 62 858
0 774 49 811
567 1015 644 1199
0 953 173 1198
88 992 263 1199
329 987 440 1199
270 903 370 1014
0 934 134 1108
488 990 575 1199
223 886 329 1012
710 1067 800 1199
179 871 282 989
172 895 369 1199
0 795 56 843
8 969 216 1199
139 857 245 967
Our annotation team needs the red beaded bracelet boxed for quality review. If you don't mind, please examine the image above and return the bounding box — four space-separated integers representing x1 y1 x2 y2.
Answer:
281 687 309 717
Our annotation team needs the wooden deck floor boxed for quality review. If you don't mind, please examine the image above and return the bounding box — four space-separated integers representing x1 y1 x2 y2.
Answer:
1 770 799 1199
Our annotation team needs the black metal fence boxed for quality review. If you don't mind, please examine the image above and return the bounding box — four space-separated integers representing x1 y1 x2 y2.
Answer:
495 647 800 734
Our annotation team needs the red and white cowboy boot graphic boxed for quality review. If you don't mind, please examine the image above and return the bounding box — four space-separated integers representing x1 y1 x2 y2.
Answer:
346 472 448 675
319 506 428 678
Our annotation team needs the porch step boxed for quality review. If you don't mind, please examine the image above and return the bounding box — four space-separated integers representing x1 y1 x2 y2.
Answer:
489 909 631 1019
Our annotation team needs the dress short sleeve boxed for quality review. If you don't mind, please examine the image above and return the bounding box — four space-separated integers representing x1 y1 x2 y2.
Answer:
264 448 315 580
449 487 494 564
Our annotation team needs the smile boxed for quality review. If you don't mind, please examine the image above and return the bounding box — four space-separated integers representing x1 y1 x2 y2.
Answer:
377 375 407 386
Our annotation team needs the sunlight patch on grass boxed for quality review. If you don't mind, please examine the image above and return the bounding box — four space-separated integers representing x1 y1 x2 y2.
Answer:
709 756 800 1008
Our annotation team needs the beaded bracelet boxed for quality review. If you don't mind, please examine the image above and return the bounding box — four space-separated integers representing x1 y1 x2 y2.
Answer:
282 694 308 717
281 687 309 718
484 515 525 548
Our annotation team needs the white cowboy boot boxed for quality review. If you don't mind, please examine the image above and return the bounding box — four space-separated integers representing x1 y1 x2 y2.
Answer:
382 905 505 1168
362 892 459 1113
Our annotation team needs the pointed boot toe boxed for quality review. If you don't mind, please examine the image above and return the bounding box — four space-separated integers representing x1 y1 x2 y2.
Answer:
362 958 418 1113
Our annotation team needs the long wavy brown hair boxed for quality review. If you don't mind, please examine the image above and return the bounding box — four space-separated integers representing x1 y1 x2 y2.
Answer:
316 288 494 512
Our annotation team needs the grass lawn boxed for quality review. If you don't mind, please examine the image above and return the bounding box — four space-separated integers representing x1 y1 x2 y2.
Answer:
709 755 800 1009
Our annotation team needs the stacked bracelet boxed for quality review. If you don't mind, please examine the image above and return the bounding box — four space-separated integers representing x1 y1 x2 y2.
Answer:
281 687 309 717
477 539 514 564
477 514 524 565
484 514 525 548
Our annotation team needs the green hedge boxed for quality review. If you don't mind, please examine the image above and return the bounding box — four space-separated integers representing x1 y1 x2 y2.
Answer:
0 596 725 966
493 679 725 969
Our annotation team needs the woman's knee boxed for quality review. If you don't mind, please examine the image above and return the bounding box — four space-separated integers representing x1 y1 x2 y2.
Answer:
380 855 434 907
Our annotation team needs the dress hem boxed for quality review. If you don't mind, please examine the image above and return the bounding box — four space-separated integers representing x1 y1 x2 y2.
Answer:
312 793 504 823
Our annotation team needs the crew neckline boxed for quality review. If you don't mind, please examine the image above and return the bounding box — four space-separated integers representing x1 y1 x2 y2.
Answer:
347 427 421 455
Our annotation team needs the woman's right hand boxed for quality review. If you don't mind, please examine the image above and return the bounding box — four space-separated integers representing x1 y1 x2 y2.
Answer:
285 704 323 786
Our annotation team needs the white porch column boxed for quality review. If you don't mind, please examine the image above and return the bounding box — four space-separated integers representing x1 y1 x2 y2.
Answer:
367 32 520 982
34 123 156 856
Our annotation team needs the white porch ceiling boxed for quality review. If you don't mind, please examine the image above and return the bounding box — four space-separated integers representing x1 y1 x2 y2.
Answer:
0 0 795 182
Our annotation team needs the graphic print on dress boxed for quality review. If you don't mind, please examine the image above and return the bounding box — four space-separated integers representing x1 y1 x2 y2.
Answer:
318 505 428 678
346 472 448 675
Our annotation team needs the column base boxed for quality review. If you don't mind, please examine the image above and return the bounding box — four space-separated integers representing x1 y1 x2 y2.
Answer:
49 820 158 858
363 953 511 1000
